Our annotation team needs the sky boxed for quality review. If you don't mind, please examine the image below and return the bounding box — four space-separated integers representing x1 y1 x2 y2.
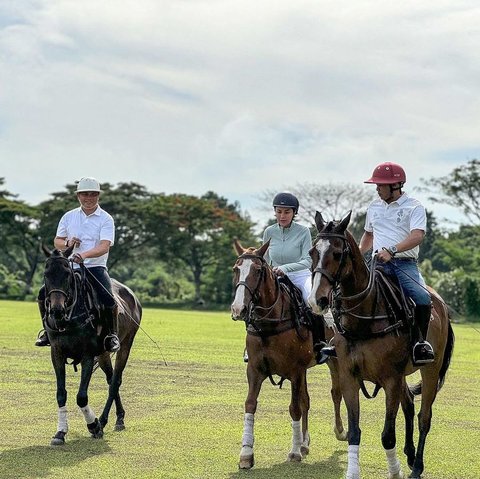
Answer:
1 1 479 229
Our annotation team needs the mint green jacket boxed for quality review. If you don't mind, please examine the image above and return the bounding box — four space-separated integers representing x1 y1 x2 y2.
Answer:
262 222 313 273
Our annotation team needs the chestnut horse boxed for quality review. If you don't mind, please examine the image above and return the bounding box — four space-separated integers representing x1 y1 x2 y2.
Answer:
231 239 346 469
308 212 454 479
41 246 142 445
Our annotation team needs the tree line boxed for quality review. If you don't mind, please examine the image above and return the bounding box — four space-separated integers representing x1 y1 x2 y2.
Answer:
1 159 480 317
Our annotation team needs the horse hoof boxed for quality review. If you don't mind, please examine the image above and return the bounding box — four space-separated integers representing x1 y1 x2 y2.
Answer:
114 423 126 431
334 426 348 441
239 454 254 469
301 444 310 456
50 431 66 446
287 452 302 462
87 419 104 439
388 471 405 479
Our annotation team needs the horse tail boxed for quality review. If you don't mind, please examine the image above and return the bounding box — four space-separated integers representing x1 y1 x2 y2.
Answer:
437 320 455 391
409 319 455 397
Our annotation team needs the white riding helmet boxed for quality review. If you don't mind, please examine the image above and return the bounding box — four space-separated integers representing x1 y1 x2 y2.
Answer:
76 177 101 193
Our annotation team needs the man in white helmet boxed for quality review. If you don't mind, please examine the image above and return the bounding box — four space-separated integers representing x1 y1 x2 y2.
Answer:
35 177 120 352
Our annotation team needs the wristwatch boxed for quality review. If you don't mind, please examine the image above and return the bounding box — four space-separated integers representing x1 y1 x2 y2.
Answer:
389 245 398 256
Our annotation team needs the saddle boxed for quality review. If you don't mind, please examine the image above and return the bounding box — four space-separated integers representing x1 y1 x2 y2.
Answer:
374 265 415 328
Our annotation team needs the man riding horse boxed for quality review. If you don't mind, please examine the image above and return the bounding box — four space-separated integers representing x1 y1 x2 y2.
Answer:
321 162 434 365
36 177 120 353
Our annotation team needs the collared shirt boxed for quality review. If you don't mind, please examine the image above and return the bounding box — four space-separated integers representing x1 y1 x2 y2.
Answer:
262 221 312 273
364 192 426 259
56 206 115 268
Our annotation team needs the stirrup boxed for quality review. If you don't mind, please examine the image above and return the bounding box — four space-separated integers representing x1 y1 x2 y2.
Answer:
104 334 121 353
243 349 249 363
413 341 434 365
35 330 50 347
314 341 330 365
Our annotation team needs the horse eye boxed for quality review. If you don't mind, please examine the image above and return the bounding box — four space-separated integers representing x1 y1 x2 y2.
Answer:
333 252 342 261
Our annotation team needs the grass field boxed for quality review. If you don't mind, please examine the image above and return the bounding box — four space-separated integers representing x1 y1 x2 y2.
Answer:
0 300 479 479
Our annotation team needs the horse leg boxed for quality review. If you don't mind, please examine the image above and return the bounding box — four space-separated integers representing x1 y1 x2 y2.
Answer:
400 383 416 469
409 370 438 479
51 351 68 446
97 352 126 431
328 360 347 441
99 341 132 430
239 365 265 470
382 381 405 479
343 381 361 479
78 356 103 439
300 370 311 457
287 373 305 462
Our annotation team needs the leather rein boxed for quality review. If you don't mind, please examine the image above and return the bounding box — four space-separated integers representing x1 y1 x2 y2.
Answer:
233 253 300 337
312 232 404 335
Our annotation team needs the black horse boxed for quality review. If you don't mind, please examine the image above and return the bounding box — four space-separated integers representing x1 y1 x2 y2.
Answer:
41 245 142 445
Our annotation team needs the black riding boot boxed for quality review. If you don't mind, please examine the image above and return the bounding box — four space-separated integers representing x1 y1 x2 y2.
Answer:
35 300 50 347
309 311 330 365
412 304 434 365
103 306 120 353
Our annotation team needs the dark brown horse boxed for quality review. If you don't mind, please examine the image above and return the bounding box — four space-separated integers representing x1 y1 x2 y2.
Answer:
308 212 454 479
41 246 142 445
231 239 346 469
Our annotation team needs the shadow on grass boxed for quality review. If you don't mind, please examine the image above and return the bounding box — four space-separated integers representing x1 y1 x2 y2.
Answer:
0 437 112 479
229 450 346 479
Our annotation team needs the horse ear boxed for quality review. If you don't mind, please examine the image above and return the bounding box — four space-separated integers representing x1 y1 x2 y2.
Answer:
256 239 270 258
315 211 325 231
41 244 52 257
64 244 75 257
336 210 352 233
233 238 245 256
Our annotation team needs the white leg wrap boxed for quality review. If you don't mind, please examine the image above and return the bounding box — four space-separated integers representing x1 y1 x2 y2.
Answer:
385 447 402 475
346 445 360 479
57 406 68 433
80 405 96 424
291 419 302 454
241 413 254 447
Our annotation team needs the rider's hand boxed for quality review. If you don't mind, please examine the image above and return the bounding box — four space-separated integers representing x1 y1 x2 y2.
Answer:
68 237 81 248
71 253 84 264
377 249 393 263
273 267 285 277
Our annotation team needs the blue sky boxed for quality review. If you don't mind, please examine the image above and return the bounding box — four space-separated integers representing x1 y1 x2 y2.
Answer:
1 1 479 229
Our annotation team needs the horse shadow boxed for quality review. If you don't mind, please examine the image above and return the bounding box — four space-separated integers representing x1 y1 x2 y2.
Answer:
228 450 345 479
0 437 112 479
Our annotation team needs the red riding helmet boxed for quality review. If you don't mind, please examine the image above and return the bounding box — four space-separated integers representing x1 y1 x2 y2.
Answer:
364 162 406 185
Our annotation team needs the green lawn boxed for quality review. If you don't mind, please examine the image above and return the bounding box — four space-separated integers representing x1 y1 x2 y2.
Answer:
0 300 479 479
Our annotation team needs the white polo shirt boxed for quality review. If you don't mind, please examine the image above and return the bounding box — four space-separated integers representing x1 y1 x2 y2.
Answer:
364 193 426 259
56 206 115 268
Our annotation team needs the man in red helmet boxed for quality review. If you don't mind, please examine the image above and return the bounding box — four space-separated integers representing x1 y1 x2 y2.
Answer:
357 162 434 365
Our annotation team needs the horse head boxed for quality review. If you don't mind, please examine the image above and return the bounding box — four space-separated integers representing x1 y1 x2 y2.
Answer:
308 211 354 314
231 239 270 321
42 244 75 330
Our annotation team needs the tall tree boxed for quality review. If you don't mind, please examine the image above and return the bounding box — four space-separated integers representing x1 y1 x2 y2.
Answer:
145 192 255 303
0 178 39 296
422 159 480 225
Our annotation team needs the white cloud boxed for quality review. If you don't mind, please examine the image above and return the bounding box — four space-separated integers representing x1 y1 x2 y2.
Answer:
0 0 479 229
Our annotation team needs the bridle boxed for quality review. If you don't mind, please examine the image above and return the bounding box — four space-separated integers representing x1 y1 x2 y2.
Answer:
44 256 79 329
312 232 351 286
233 253 282 321
312 231 401 326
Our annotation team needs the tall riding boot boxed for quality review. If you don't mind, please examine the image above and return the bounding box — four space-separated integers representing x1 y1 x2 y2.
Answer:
35 300 50 347
103 306 120 353
412 304 434 365
309 311 331 365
